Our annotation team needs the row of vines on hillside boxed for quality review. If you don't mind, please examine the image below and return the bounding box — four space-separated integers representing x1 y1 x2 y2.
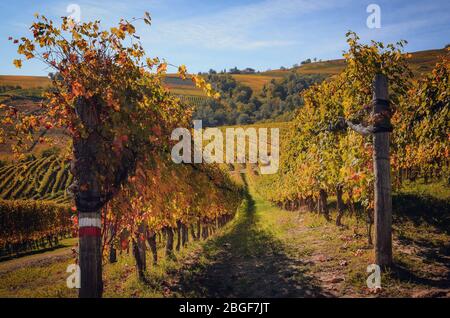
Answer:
0 200 73 257
0 155 72 203
0 154 243 260
101 159 243 280
254 33 449 243
0 13 241 297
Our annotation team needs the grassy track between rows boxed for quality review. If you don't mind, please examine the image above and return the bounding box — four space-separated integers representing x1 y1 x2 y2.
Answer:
0 174 448 297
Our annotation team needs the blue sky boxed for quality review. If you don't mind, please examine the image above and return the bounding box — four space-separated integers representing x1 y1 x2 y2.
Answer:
1 0 449 76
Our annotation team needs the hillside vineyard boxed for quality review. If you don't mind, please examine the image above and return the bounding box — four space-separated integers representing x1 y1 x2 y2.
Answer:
0 10 448 300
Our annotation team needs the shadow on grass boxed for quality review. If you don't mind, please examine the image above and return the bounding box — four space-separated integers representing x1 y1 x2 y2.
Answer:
390 261 450 289
391 192 450 288
393 193 450 235
171 176 328 297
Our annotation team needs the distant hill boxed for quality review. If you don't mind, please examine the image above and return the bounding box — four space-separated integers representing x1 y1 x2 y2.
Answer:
0 73 204 96
0 75 51 89
162 48 446 95
1 48 446 96
163 74 206 97
0 47 446 160
291 48 446 76
232 48 448 92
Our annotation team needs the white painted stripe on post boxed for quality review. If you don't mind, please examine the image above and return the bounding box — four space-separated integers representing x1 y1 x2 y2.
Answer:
79 217 102 229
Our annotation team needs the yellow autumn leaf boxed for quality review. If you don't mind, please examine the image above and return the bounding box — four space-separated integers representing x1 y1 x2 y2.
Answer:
178 65 187 79
126 24 135 34
157 62 167 74
13 59 22 68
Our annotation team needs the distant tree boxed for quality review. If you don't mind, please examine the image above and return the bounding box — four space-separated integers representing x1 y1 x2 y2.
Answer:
280 66 286 70
229 67 240 74
292 63 299 68
234 85 253 103
193 71 325 126
301 58 311 65
209 69 217 74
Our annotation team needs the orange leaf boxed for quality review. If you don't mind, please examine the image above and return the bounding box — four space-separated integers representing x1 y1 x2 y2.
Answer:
157 63 167 74
71 81 84 97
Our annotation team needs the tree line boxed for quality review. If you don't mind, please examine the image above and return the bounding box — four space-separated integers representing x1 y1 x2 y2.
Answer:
193 72 325 126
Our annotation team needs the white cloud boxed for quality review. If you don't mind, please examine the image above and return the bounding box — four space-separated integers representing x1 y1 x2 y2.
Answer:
25 0 346 50
145 0 347 50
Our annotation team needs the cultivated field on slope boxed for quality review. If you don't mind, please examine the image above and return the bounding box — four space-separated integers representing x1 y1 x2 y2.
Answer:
0 74 206 99
0 121 284 198
0 155 72 204
164 74 206 96
290 49 446 76
230 74 284 93
254 48 448 91
0 75 51 89
1 48 445 98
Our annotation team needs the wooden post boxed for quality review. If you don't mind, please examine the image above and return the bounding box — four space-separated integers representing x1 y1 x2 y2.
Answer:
78 211 103 298
335 185 345 226
372 74 393 267
72 98 104 298
71 95 135 297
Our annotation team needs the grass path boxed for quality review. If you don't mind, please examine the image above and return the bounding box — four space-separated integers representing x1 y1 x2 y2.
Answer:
0 177 449 297
165 176 450 298
168 177 328 297
0 238 76 275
